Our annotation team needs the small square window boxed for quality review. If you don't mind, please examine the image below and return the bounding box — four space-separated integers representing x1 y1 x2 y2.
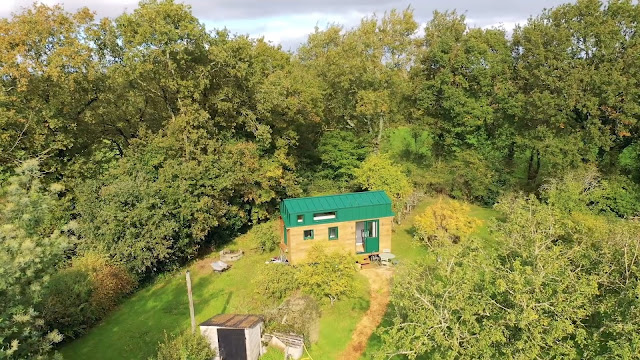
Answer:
297 215 304 223
328 227 338 240
303 229 314 240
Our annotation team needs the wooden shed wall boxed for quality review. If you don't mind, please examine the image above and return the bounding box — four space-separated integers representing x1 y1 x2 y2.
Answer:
246 323 262 360
284 216 393 264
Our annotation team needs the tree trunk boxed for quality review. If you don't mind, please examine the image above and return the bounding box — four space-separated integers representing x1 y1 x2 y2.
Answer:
527 148 541 183
375 115 384 153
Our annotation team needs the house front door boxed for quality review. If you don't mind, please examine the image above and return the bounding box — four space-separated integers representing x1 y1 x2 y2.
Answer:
364 220 379 253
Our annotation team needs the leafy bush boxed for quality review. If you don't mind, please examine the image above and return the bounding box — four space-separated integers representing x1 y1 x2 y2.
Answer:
41 268 95 339
73 252 137 316
255 246 356 306
413 198 482 246
155 331 215 360
618 142 640 181
252 221 280 253
264 294 321 345
354 153 413 214
41 253 136 340
254 263 298 303
0 160 70 358
590 175 640 218
542 166 640 218
297 245 357 305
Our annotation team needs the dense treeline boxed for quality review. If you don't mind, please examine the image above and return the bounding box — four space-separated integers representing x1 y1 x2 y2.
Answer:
0 0 639 358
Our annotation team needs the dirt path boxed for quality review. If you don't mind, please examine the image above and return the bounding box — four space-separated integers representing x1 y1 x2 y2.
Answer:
338 267 393 360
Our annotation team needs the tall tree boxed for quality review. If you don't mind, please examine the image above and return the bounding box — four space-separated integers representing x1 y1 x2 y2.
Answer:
0 5 101 173
512 0 640 182
412 11 519 159
298 9 418 148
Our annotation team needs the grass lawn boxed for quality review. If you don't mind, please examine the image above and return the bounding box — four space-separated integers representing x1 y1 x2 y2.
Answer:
360 196 500 359
61 228 370 360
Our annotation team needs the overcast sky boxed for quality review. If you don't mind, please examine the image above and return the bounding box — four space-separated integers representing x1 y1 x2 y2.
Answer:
0 0 574 50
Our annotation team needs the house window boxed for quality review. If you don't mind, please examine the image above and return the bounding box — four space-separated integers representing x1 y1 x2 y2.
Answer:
328 227 338 240
297 215 304 223
303 229 314 240
313 212 336 221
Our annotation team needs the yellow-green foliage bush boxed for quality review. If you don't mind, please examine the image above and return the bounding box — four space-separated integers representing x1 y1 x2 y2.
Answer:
414 199 481 245
297 245 357 305
73 252 137 316
42 253 137 338
255 245 357 306
252 221 280 253
155 331 215 360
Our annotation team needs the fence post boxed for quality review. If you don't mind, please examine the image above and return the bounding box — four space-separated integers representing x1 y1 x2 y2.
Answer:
186 270 196 333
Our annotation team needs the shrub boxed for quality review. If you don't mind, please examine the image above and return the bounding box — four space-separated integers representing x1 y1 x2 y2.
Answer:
255 247 357 307
252 221 280 253
254 263 297 303
591 175 640 218
155 331 215 360
264 294 321 345
297 245 357 305
413 198 482 246
542 166 640 218
41 268 95 339
73 252 137 316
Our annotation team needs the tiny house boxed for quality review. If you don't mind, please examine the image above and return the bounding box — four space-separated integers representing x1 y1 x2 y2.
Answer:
199 314 264 360
279 191 394 264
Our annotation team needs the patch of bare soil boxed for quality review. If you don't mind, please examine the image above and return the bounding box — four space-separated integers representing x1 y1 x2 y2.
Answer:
338 267 393 360
194 256 215 274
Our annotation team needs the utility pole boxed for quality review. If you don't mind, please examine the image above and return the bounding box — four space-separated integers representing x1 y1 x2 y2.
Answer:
186 270 196 333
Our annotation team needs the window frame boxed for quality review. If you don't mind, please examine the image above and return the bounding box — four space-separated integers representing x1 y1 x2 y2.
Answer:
303 229 314 240
328 226 339 240
297 215 304 223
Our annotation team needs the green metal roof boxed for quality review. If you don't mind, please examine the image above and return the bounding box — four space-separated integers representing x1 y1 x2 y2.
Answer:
280 191 394 228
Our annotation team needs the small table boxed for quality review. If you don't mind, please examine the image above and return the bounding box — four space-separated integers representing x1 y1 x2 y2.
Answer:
379 253 396 261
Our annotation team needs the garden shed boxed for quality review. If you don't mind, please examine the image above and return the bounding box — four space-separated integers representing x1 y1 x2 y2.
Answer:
279 191 394 264
199 314 264 360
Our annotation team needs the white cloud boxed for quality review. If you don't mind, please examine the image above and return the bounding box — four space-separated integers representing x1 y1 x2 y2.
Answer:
204 10 368 50
0 0 17 17
1 0 572 47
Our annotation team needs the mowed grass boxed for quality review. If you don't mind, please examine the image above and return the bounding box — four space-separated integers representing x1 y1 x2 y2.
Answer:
61 229 370 360
61 232 275 359
360 196 500 359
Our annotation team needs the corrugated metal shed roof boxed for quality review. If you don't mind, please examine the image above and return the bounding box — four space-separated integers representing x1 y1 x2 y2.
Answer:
199 314 263 329
282 191 391 214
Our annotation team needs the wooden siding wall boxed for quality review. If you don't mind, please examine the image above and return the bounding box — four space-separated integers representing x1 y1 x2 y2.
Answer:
283 216 393 264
